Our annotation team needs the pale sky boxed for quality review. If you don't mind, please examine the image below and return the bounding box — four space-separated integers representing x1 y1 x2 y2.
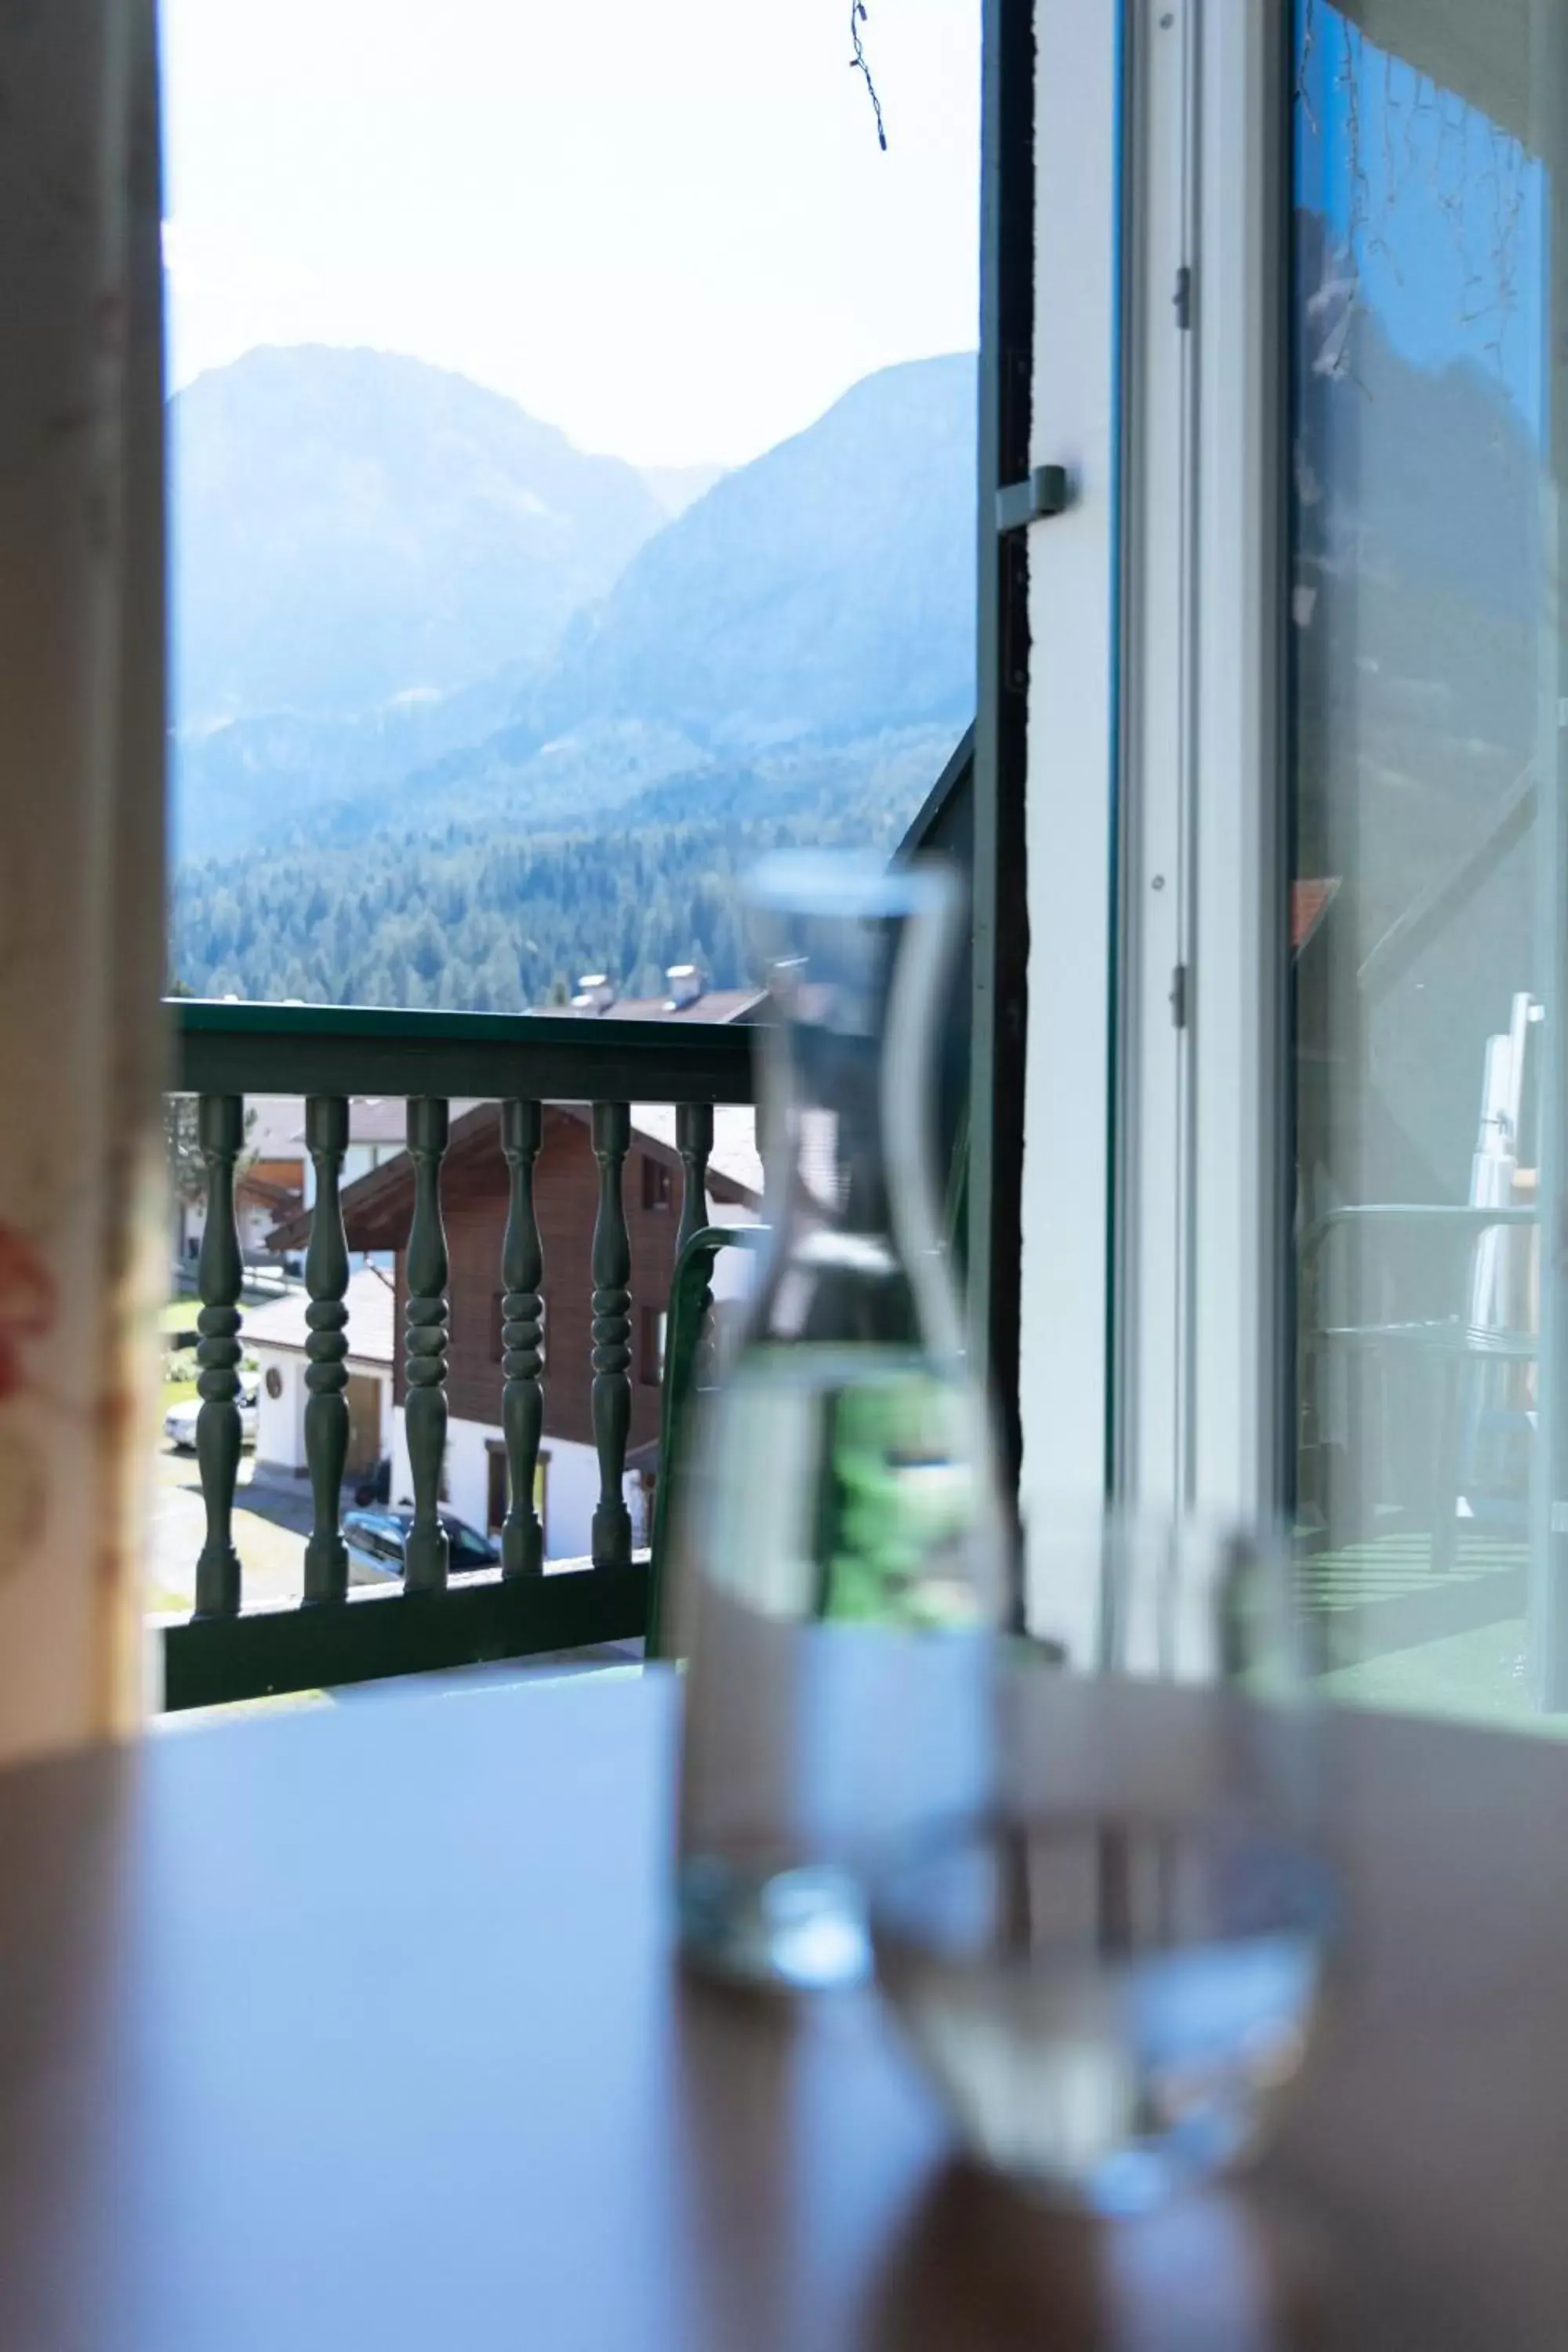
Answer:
160 0 981 470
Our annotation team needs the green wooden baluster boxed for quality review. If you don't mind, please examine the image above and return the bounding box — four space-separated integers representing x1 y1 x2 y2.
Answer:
590 1101 633 1569
303 1094 350 1604
675 1102 713 1261
404 1096 450 1594
194 1094 244 1617
500 1099 545 1577
676 1101 717 1387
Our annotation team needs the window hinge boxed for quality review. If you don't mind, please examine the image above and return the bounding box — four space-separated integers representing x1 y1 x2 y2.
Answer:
1174 265 1192 331
996 463 1069 535
1170 963 1189 1029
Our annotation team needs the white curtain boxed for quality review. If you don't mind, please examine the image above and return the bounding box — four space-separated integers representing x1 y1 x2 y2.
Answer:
0 0 166 1757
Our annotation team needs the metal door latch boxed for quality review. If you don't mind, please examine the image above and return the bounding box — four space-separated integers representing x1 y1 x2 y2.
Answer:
995 464 1069 535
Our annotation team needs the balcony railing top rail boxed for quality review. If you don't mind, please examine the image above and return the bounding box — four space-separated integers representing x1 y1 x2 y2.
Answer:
174 997 757 1103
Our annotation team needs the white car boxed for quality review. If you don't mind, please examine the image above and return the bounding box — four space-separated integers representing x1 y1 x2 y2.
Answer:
164 1376 259 1453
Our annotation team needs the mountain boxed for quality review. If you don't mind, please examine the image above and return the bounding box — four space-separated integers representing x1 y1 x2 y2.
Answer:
534 353 977 748
171 350 981 1004
171 662 535 862
170 346 666 730
174 351 978 863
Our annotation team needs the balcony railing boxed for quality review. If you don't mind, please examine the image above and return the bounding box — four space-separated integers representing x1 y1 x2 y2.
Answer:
161 999 756 1712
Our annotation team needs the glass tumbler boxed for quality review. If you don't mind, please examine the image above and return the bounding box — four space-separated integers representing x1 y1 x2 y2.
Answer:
869 1512 1335 2213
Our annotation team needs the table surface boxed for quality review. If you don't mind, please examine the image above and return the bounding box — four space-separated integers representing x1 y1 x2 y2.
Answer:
2 1666 1566 2350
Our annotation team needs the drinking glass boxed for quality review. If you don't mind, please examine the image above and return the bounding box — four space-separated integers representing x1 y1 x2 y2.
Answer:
869 1512 1335 2214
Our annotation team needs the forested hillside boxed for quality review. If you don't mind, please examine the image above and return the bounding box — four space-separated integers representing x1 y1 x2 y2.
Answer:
175 796 914 1011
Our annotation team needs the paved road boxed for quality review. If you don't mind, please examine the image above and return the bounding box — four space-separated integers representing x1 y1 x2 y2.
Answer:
149 1444 314 1614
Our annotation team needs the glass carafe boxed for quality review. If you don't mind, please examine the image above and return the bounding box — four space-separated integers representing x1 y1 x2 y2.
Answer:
672 851 1006 1991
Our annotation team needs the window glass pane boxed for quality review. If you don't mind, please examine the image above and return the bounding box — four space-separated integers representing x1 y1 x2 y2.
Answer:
1290 0 1568 1728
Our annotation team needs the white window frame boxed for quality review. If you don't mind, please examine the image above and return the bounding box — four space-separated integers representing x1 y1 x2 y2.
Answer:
1019 0 1288 1582
1183 0 1290 1526
1017 0 1122 1544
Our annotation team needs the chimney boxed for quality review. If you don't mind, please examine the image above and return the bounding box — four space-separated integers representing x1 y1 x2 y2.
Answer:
573 973 616 1016
664 963 703 1011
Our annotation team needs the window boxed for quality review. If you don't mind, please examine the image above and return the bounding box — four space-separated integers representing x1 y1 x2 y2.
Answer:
485 1443 506 1536
1285 0 1566 1724
641 1307 668 1388
642 1157 673 1214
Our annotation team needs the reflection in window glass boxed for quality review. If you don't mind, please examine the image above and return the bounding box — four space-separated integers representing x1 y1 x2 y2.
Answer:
1290 0 1568 1727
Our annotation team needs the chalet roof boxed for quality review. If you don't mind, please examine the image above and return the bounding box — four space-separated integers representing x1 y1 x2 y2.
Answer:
242 1263 396 1367
268 1102 762 1254
237 1171 303 1217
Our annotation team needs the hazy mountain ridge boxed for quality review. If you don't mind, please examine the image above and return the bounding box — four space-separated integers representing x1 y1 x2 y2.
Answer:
173 348 978 873
639 461 727 517
530 352 977 746
171 345 666 734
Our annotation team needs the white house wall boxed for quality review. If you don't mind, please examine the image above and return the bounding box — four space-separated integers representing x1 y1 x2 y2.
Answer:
390 1406 641 1563
252 1348 306 1475
255 1351 391 1482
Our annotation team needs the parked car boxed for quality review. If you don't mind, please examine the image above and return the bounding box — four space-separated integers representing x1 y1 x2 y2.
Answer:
343 1507 501 1581
164 1374 258 1453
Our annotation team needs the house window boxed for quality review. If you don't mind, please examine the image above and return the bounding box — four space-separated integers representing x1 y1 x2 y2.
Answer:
640 1306 667 1387
642 1157 673 1213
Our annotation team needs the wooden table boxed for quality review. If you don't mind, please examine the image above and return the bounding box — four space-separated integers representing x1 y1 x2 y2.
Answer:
2 1667 1566 2350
